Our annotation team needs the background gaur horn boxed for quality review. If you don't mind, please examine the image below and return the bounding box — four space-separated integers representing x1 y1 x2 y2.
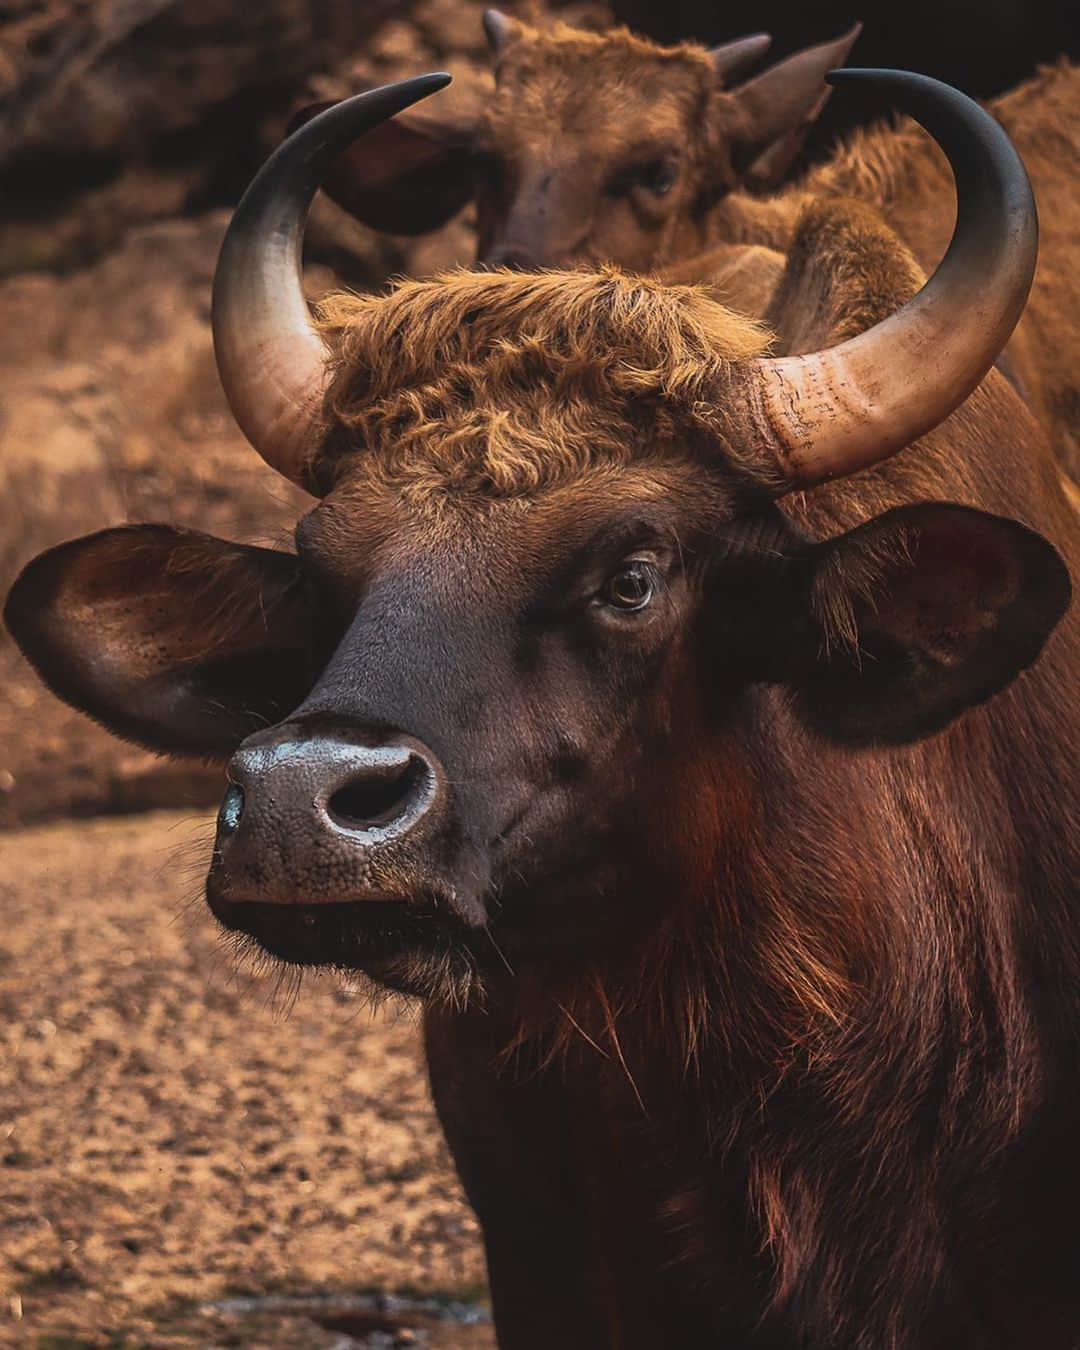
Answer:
212 73 451 491
749 69 1038 492
483 9 522 57
710 33 772 83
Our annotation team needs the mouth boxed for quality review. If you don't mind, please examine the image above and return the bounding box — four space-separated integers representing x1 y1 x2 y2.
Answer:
204 821 608 992
207 881 473 977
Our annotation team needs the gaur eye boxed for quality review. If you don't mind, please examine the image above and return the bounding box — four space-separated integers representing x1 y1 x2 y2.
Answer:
608 158 679 199
631 159 678 195
601 562 656 611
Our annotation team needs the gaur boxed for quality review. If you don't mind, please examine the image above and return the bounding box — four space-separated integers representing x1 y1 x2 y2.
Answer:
7 70 1078 1350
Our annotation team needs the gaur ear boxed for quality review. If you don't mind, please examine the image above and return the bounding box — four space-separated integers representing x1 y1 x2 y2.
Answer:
793 504 1071 745
287 99 476 236
4 526 314 758
725 24 861 173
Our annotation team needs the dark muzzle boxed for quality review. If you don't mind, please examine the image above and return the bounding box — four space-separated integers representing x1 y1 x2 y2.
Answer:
210 721 447 908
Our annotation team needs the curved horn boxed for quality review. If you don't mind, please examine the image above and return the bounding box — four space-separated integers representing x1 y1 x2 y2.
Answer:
710 32 772 83
212 73 451 491
750 70 1037 491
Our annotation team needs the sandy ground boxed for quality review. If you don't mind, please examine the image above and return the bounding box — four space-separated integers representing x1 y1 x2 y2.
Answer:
0 811 492 1348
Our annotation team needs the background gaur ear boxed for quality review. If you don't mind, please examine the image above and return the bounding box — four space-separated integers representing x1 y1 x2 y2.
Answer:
709 32 772 84
482 8 524 58
4 526 313 758
793 504 1071 746
740 88 830 191
726 24 862 174
287 97 477 236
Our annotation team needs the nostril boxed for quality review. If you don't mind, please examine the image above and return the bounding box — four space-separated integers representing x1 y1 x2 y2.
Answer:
218 783 245 835
327 757 424 830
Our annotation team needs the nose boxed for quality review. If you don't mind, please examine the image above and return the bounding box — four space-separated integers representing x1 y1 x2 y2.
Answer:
214 725 445 902
226 731 439 844
484 244 538 271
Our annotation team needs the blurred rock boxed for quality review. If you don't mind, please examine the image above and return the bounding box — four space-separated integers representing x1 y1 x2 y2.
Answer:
0 0 403 161
0 211 306 829
0 0 607 276
0 0 610 828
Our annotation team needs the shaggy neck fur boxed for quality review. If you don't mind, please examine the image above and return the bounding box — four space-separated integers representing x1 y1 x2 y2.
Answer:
489 659 1074 1346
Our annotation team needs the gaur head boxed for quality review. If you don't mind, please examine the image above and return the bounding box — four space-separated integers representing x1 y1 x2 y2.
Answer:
292 12 861 272
7 73 1069 1003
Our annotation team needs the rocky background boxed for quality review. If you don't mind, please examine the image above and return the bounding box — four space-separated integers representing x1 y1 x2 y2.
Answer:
0 0 606 829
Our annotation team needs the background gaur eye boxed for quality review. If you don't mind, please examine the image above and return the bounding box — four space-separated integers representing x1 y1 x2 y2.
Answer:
601 562 656 611
632 159 678 195
472 150 505 191
608 158 679 199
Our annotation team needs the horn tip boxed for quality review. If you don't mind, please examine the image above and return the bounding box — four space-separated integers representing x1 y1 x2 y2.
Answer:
415 70 453 92
826 66 928 90
483 8 518 56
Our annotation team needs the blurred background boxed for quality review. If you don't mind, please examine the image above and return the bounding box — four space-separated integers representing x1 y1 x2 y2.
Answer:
0 1 1074 1345
0 0 606 831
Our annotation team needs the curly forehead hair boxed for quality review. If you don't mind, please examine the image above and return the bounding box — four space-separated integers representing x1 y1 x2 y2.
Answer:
315 268 771 498
486 17 718 108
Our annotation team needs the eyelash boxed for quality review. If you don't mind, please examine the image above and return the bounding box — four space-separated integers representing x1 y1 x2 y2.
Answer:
597 560 663 613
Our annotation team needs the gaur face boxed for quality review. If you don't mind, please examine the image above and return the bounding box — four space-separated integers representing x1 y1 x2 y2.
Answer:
208 460 723 995
472 88 691 272
471 53 717 272
298 19 860 272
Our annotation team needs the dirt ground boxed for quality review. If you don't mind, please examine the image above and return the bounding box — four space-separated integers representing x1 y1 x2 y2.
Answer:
0 811 493 1348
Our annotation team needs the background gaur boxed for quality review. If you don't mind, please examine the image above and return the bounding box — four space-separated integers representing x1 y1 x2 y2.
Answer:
292 12 862 271
297 12 1080 477
612 0 1077 155
6 72 1079 1347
